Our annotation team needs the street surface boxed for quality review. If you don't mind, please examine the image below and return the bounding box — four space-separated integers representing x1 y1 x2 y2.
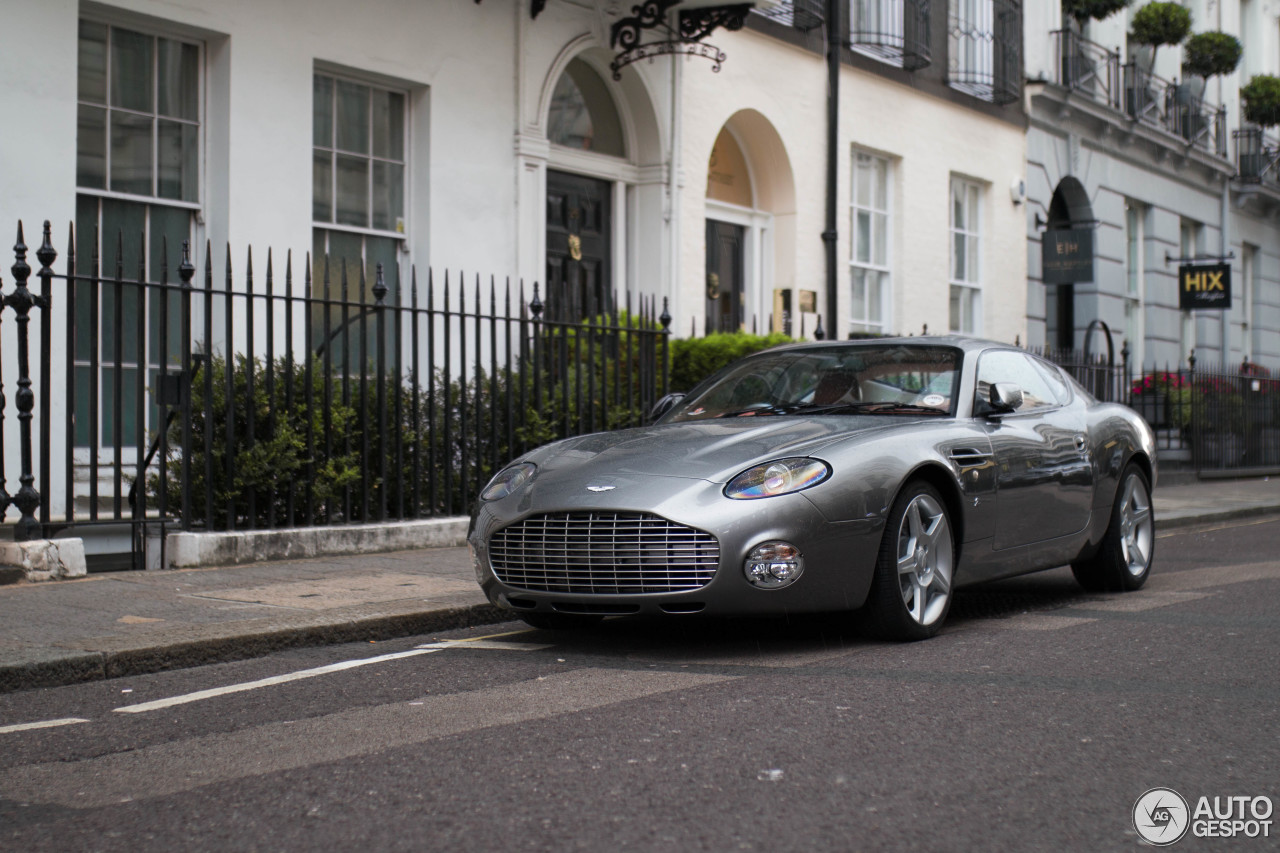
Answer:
2 516 1278 852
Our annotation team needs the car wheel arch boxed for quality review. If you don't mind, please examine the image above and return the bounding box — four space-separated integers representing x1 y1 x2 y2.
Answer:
1125 451 1154 494
896 462 965 561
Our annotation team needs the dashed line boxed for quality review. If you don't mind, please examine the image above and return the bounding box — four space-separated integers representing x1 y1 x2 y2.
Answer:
111 637 553 716
113 647 444 714
0 717 90 734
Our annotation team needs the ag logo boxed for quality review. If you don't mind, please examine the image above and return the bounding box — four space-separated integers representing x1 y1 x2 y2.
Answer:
1133 787 1190 846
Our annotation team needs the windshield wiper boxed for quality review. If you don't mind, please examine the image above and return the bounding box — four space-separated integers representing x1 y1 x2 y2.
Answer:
785 402 947 416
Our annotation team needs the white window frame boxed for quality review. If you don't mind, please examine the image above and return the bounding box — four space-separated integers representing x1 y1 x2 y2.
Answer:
1124 201 1146 370
75 17 205 211
949 176 983 335
1243 243 1258 362
849 149 893 336
74 15 204 459
948 0 995 96
312 69 410 251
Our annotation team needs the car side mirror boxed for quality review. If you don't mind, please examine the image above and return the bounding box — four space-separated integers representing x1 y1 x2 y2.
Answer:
649 392 686 422
988 382 1023 415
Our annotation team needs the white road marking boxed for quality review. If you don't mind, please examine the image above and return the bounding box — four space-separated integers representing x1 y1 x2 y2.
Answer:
113 637 552 715
5 669 736 808
113 647 443 714
415 639 552 651
0 717 90 735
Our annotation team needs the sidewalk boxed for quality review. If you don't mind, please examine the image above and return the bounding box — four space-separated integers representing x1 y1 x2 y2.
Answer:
2 476 1278 693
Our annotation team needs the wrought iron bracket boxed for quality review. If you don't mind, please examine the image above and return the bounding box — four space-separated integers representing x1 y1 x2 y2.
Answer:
609 1 753 81
1164 251 1235 266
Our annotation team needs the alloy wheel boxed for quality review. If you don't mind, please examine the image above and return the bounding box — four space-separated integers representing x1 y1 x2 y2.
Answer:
895 493 954 626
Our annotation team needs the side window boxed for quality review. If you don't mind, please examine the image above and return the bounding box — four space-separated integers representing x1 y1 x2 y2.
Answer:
975 351 1060 413
1030 358 1072 406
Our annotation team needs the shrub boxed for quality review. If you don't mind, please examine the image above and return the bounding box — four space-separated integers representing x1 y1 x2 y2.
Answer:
1131 371 1193 428
152 317 669 529
1182 31 1242 79
1062 0 1131 27
669 331 795 392
1130 2 1192 49
1242 75 1280 128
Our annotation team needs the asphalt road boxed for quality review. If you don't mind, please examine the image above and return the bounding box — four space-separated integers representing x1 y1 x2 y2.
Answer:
2 516 1278 852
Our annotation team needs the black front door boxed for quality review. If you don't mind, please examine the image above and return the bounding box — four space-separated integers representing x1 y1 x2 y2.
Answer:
546 170 611 322
705 219 745 334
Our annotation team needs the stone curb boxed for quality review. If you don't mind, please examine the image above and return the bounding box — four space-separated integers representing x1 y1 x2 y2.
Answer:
1155 505 1280 530
0 602 509 694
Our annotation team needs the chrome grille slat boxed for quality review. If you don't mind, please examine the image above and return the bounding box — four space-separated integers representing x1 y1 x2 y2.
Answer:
489 511 720 594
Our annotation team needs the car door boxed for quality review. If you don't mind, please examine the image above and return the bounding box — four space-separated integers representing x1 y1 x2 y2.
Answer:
976 350 1094 550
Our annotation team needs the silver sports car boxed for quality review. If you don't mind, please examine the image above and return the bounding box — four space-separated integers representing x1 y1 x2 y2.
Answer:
468 337 1157 640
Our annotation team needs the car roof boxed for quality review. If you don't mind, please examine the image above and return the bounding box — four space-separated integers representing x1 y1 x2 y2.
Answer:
756 335 1007 356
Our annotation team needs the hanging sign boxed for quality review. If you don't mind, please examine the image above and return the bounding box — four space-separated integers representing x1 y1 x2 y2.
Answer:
1178 263 1231 310
1042 229 1094 284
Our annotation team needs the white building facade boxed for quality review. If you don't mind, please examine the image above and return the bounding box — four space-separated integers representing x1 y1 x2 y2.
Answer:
1024 0 1280 372
0 0 1031 518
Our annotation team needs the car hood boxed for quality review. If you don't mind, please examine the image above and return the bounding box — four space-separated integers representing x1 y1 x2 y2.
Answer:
521 417 907 485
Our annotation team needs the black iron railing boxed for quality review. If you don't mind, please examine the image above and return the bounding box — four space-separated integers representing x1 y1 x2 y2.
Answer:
1053 29 1121 111
948 0 1021 105
1 221 671 566
1038 344 1280 475
850 0 931 70
1234 126 1280 185
1048 32 1229 158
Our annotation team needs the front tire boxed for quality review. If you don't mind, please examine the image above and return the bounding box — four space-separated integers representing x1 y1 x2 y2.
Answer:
864 481 955 641
1071 463 1154 592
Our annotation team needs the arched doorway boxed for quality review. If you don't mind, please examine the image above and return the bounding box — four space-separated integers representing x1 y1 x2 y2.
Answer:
703 111 796 335
1045 176 1094 351
530 47 662 324
544 58 623 321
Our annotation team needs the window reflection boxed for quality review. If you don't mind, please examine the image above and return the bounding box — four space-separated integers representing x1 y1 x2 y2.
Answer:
548 59 624 157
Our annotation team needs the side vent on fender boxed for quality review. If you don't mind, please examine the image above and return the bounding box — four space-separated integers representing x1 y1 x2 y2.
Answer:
948 448 994 470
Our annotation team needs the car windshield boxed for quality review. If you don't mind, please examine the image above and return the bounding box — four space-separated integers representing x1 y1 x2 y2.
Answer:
667 344 962 421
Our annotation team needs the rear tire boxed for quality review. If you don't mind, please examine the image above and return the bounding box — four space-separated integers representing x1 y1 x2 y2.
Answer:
1071 463 1154 592
518 612 605 631
863 481 955 641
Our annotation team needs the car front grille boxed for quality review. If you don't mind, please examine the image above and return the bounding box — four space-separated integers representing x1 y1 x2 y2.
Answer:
489 511 720 594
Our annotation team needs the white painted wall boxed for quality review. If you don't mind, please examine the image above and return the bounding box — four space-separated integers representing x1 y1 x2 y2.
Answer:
681 27 1028 344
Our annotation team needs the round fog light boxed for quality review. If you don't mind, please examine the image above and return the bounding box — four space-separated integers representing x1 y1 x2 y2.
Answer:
744 541 804 589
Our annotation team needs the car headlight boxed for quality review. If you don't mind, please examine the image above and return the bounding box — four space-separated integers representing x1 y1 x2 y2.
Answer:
480 462 536 501
724 458 830 499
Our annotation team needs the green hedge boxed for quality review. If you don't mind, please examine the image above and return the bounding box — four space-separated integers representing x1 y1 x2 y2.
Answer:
152 327 666 529
669 331 795 392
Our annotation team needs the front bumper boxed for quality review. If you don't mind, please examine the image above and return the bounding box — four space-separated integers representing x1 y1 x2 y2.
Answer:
469 483 886 619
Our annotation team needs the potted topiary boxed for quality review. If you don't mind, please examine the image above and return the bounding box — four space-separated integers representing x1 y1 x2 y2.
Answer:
1129 2 1192 68
1063 0 1131 30
1239 75 1280 178
1127 2 1192 117
1175 31 1240 140
1241 74 1280 128
1182 31 1241 99
1060 1 1131 88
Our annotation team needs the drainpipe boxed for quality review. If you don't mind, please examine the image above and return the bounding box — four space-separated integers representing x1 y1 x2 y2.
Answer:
822 0 840 340
1221 177 1230 362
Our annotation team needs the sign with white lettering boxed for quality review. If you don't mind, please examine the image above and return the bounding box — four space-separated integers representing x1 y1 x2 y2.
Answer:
1179 263 1231 310
1042 229 1094 284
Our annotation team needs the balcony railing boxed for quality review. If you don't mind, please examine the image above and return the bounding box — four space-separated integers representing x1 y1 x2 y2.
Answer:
1053 29 1120 110
752 0 824 31
1048 31 1227 158
948 0 1021 105
850 0 931 71
1234 127 1280 186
